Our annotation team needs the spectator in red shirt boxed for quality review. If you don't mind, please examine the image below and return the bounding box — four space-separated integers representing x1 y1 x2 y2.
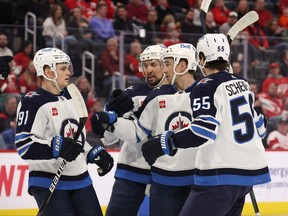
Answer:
279 0 288 15
279 7 288 29
18 61 39 95
258 82 284 119
254 0 273 30
126 0 149 24
211 0 230 26
0 94 19 133
13 40 33 76
262 62 288 98
126 41 144 79
267 117 288 150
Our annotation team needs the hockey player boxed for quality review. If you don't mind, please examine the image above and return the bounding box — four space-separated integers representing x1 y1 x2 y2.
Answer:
91 44 167 216
15 47 114 216
92 43 198 216
142 33 271 215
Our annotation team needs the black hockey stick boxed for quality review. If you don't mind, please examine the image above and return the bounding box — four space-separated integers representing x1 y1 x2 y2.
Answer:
200 0 212 34
37 83 88 216
250 189 261 216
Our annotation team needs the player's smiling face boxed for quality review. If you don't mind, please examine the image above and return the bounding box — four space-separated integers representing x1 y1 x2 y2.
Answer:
141 59 163 86
56 63 71 89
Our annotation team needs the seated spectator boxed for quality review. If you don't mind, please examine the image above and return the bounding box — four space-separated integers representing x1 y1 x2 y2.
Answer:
126 41 145 80
89 2 115 42
206 11 219 33
245 23 269 62
163 22 183 47
278 7 288 29
39 0 69 21
155 0 174 26
42 4 77 53
126 0 149 24
279 0 288 16
0 32 13 57
235 0 250 20
161 13 176 33
267 117 288 150
66 6 94 45
231 61 243 78
266 18 288 53
0 94 18 133
100 37 139 96
143 8 162 44
219 11 238 35
262 62 288 98
254 0 273 30
258 82 284 120
113 4 134 43
211 0 230 26
180 7 202 45
18 61 39 95
249 79 264 115
13 40 33 76
74 75 95 104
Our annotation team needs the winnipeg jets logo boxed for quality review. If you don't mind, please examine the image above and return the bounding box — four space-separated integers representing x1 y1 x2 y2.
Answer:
60 119 84 143
165 112 191 132
197 78 213 85
24 91 39 98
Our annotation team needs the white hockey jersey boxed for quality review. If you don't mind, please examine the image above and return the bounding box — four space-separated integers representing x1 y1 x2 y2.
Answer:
113 84 197 186
172 72 271 186
15 87 93 190
108 83 153 184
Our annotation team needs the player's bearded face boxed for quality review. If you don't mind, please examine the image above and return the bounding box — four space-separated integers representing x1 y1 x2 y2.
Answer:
56 63 72 89
141 60 163 86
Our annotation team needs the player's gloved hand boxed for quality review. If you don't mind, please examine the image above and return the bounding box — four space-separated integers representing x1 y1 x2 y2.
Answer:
141 131 176 166
106 89 134 117
51 135 84 162
90 111 117 137
0 56 13 80
87 146 114 176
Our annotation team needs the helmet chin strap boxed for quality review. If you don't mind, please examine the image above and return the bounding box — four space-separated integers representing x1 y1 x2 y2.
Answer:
43 71 63 93
147 73 166 89
199 59 207 77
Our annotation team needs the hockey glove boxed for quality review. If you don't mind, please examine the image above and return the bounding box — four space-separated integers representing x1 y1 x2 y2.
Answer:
0 56 13 80
87 146 114 176
106 89 134 117
51 136 84 162
90 111 117 138
141 131 176 166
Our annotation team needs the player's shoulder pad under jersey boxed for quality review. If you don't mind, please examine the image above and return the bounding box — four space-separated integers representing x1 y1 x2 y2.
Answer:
124 83 152 98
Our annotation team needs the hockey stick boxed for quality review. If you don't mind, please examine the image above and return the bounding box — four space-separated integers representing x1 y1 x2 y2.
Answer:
200 0 212 33
227 10 259 44
250 189 261 216
37 83 88 215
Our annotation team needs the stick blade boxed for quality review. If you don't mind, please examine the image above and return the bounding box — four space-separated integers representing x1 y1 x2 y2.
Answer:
200 0 212 12
227 11 259 42
67 83 88 119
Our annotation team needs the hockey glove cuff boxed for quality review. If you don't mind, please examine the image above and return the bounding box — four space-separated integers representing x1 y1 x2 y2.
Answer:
90 111 117 137
51 135 84 162
106 89 134 117
87 146 114 176
141 130 176 166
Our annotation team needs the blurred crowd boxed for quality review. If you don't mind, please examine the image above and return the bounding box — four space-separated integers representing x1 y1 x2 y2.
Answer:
0 0 287 150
